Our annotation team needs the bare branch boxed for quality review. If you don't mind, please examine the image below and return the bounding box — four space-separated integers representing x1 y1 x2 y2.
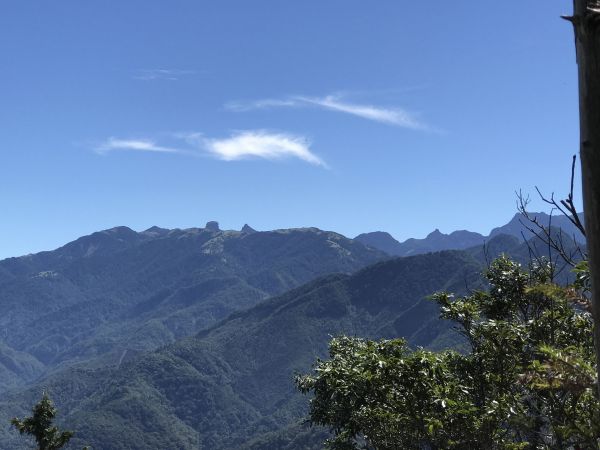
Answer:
515 156 587 270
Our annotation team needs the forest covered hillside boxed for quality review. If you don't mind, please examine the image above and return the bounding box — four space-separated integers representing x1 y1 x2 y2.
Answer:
0 224 385 395
0 219 584 449
0 250 483 449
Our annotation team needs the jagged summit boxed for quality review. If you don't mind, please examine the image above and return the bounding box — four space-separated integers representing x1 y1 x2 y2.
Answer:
241 224 256 233
205 221 220 231
355 211 584 257
426 229 443 238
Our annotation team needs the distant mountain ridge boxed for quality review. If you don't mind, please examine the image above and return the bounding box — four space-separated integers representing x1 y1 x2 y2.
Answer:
0 222 385 395
355 212 585 257
489 212 584 241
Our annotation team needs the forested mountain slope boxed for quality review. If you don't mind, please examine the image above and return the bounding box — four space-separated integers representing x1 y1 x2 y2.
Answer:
0 226 583 449
0 250 482 449
0 224 385 394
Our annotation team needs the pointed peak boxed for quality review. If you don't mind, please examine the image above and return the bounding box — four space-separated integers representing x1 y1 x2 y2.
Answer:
241 224 256 234
427 228 444 238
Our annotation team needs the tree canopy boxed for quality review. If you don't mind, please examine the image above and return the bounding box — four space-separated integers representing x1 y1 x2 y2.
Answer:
297 256 600 449
11 392 75 450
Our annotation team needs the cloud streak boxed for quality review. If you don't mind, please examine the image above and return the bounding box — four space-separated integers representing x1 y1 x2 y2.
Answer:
95 138 182 154
95 131 326 167
224 99 298 112
225 94 428 130
132 68 197 81
300 95 425 129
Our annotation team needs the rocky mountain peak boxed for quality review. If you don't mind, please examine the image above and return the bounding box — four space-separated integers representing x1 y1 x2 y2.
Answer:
241 224 256 234
205 221 220 232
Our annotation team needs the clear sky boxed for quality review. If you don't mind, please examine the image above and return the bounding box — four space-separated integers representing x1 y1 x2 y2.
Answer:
0 1 582 259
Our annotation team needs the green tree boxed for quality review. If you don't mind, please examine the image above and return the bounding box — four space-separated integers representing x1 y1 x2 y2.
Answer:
296 257 600 449
11 392 75 450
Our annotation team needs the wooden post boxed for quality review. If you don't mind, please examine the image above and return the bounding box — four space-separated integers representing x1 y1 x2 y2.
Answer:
567 0 600 393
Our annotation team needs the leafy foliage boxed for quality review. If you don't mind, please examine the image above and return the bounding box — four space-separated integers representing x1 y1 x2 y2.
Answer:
297 256 600 449
10 393 75 450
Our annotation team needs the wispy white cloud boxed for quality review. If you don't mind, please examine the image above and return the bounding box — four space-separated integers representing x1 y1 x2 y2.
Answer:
204 131 326 167
132 68 197 81
95 132 326 167
224 93 428 130
224 99 298 112
95 138 182 154
299 95 425 129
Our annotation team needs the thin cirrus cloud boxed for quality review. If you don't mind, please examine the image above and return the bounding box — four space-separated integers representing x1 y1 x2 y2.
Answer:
94 131 326 167
225 94 428 130
132 68 197 81
95 138 182 154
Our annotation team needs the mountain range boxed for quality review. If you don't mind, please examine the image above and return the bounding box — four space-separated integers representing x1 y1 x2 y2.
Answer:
0 213 585 449
0 223 384 395
355 212 585 257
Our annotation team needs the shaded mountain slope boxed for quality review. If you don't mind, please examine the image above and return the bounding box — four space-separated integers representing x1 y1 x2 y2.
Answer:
0 225 385 392
14 250 484 450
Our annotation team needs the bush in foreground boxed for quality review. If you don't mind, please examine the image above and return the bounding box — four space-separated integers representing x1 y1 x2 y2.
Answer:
297 257 600 449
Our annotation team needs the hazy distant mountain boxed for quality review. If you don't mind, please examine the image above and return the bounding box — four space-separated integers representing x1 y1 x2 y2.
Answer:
355 212 585 257
489 212 585 242
352 231 404 255
0 223 385 394
355 229 484 257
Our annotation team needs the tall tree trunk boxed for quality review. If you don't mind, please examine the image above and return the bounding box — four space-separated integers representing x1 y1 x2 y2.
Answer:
568 0 600 394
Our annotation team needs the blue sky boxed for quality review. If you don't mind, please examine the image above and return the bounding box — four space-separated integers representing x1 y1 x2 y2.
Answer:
0 1 581 258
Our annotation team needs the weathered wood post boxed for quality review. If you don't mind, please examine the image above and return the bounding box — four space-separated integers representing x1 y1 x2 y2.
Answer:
565 0 600 393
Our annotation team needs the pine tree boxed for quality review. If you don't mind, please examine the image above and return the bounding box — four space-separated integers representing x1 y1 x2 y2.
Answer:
11 392 75 450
